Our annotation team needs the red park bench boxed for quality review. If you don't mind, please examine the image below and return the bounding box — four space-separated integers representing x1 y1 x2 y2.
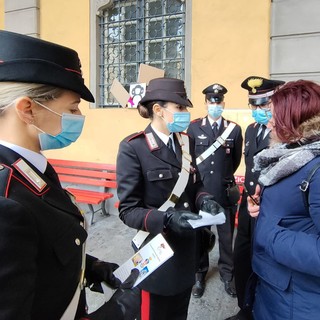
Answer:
48 159 244 227
48 159 117 225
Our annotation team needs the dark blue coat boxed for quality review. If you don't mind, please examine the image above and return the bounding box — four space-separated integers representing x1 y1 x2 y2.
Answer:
252 156 320 320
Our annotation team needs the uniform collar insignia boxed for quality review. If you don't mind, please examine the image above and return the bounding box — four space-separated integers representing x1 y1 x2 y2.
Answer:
13 158 47 192
197 134 208 139
145 132 159 151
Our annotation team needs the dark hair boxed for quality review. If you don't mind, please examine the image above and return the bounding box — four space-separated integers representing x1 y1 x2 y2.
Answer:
271 80 320 143
137 100 166 119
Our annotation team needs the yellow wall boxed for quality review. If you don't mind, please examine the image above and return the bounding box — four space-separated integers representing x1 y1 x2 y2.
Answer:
191 0 271 116
189 0 271 175
38 0 149 163
3 0 271 175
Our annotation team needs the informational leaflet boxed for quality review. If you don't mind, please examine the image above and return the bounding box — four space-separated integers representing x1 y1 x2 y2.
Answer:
187 210 226 228
112 233 174 287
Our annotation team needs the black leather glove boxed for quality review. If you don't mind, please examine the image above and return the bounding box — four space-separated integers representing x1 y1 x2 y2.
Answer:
164 208 201 234
200 195 225 215
90 260 121 293
87 269 141 320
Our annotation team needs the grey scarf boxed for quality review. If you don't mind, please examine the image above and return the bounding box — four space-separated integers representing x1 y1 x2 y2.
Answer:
254 140 320 186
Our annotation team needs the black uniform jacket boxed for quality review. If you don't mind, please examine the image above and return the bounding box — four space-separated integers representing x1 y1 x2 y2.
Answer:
238 122 270 234
243 122 270 195
0 145 96 320
116 124 209 296
187 116 243 207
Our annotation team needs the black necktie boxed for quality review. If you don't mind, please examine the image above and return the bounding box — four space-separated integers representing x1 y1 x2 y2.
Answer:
167 136 175 155
212 122 218 139
256 124 266 145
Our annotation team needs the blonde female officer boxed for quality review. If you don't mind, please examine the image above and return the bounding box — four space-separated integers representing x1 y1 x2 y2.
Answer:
0 30 138 320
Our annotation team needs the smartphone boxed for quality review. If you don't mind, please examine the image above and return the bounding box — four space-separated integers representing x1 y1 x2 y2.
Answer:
242 183 259 205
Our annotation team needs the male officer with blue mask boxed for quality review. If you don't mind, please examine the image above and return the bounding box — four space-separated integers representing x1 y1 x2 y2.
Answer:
187 83 243 298
225 76 285 320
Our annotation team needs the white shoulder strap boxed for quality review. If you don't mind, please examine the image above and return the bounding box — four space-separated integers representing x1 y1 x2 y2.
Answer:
60 286 81 320
196 122 236 165
133 133 192 249
159 133 191 211
60 208 87 320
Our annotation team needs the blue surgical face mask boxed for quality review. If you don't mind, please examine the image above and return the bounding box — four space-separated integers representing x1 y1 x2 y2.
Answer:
162 108 191 133
33 100 85 150
252 109 272 125
208 104 224 119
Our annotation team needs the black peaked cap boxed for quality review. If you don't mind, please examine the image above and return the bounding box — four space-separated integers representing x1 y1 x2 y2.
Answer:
0 30 94 102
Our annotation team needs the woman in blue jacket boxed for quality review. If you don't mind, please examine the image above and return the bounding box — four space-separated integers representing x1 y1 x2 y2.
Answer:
250 80 320 320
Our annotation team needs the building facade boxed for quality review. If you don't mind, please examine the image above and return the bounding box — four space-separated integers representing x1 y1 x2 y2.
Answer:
1 0 319 174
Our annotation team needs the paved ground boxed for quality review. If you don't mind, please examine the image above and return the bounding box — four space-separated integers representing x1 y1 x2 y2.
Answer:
84 208 239 320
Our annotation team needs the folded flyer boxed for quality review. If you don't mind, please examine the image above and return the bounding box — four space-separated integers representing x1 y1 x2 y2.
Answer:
112 233 174 287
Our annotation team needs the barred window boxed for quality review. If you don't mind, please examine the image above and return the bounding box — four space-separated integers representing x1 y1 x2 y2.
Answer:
99 0 186 108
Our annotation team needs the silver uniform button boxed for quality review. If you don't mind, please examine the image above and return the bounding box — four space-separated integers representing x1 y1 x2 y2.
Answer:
75 238 81 246
210 171 214 174
249 181 254 186
159 173 163 178
251 168 255 173
184 202 189 208
211 161 214 165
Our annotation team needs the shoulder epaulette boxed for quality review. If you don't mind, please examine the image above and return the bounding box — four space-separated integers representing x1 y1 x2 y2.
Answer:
245 122 258 132
190 117 203 124
226 119 240 126
127 131 144 142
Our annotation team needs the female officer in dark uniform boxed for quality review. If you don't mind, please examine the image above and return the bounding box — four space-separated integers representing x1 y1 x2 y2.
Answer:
0 30 138 320
116 78 223 320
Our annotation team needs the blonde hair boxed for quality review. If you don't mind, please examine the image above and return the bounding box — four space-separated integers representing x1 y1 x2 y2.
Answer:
0 82 65 115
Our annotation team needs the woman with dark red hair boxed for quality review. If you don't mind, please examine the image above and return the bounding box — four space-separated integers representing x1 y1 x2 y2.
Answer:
249 80 320 319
